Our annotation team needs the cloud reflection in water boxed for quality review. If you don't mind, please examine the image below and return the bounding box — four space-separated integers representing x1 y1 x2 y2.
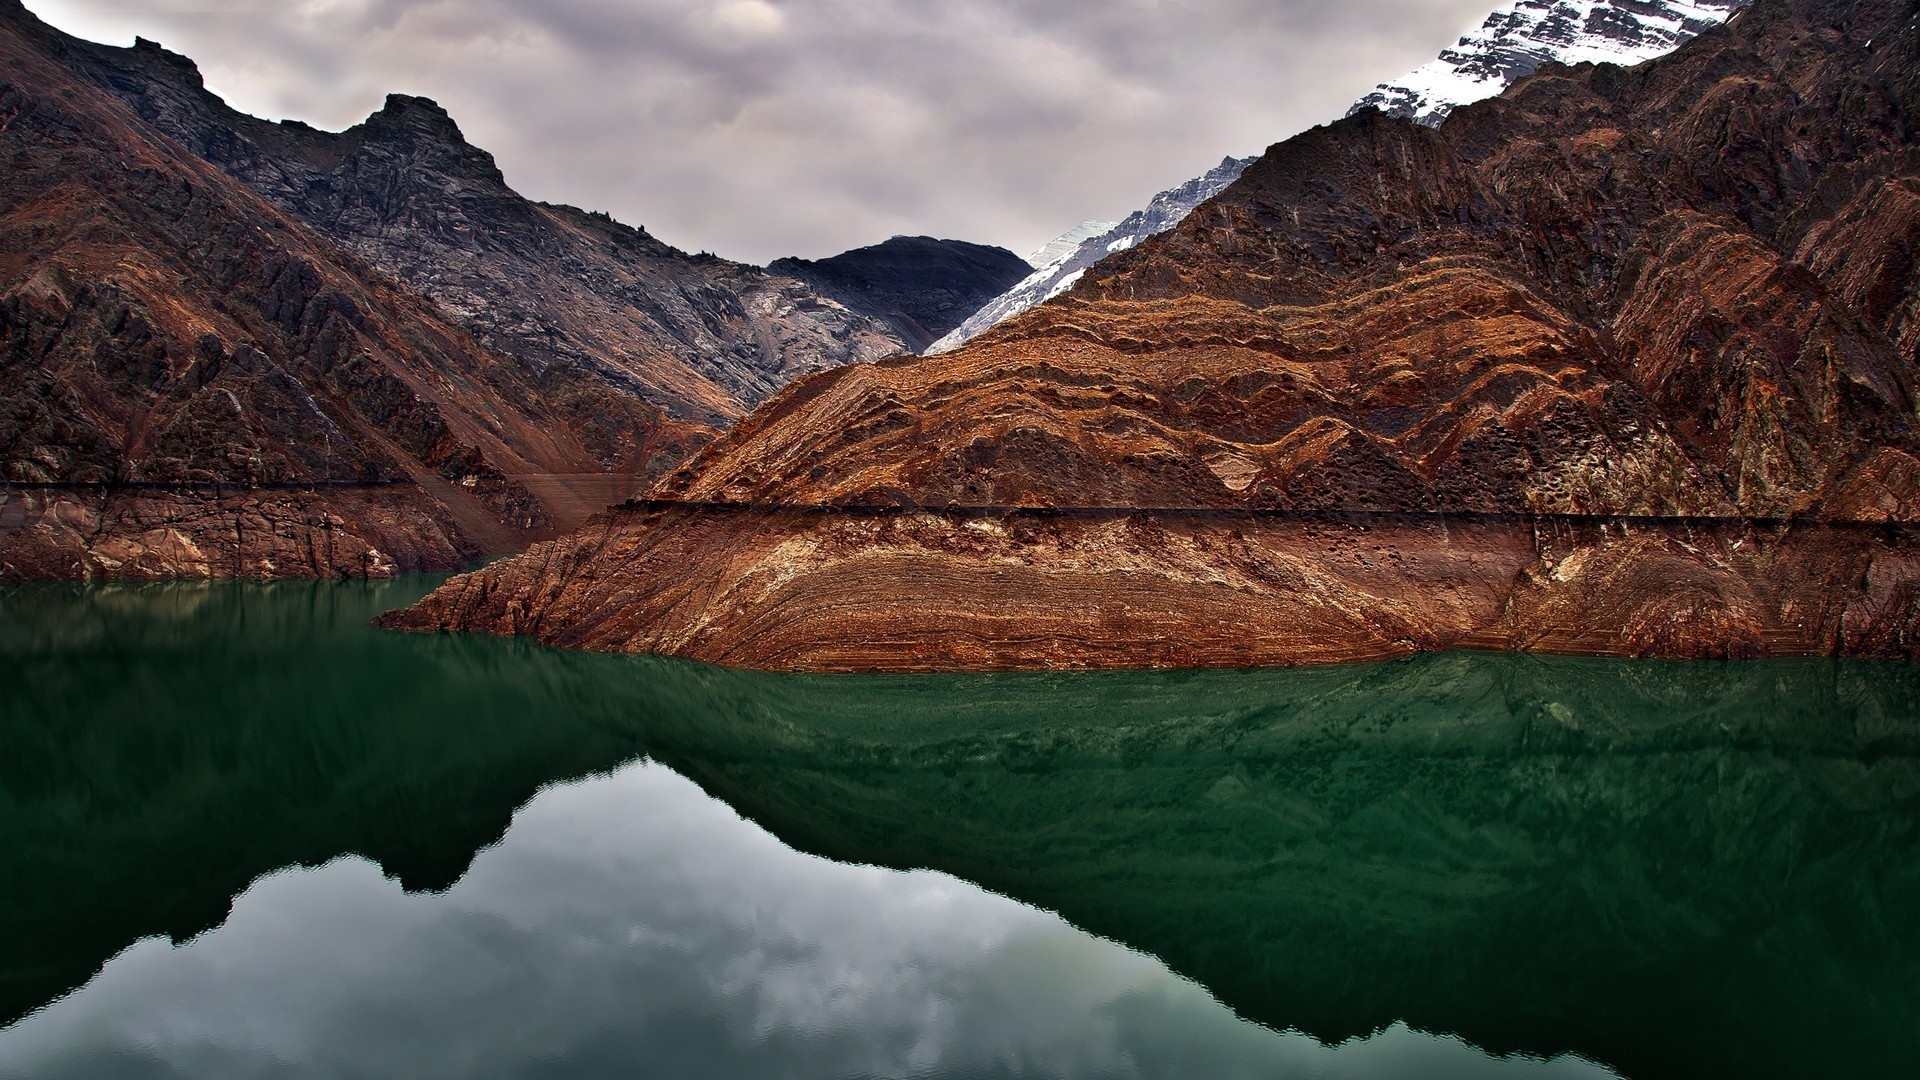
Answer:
1 761 1613 1079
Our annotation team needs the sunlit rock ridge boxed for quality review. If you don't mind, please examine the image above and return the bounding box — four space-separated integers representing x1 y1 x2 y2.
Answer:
1351 0 1752 125
934 0 1750 355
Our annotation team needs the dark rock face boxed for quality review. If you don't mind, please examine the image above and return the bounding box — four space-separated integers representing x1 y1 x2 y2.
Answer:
394 0 1920 669
47 15 905 437
0 0 917 580
0 1 677 579
768 236 1031 352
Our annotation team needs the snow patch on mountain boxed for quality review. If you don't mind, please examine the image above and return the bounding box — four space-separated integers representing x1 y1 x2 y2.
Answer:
1025 221 1119 269
1351 0 1750 126
929 157 1250 353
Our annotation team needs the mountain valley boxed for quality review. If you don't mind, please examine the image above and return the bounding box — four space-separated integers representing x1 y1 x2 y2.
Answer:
389 0 1920 668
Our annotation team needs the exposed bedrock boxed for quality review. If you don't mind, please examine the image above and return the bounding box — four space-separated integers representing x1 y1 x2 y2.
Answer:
0 484 479 581
380 504 1920 670
0 1 714 575
42 15 905 434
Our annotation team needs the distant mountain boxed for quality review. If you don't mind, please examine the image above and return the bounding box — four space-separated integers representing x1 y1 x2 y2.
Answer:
1351 0 1751 126
768 237 1031 353
53 21 904 441
928 157 1251 354
937 0 1751 354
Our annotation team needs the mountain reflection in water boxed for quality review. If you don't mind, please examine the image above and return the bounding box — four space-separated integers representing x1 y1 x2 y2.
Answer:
0 761 1610 1080
0 579 1915 1079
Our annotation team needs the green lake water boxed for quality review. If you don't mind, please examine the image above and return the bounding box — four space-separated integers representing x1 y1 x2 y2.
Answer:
0 578 1916 1078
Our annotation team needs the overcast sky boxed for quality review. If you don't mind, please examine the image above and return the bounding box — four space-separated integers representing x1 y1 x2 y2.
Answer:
24 0 1495 263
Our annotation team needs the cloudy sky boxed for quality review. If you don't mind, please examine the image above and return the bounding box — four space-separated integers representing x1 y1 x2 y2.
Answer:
23 0 1495 264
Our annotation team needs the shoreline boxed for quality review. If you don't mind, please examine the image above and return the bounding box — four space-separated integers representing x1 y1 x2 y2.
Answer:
376 502 1920 672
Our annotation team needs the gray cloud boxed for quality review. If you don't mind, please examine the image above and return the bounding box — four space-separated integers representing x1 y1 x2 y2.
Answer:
24 0 1496 262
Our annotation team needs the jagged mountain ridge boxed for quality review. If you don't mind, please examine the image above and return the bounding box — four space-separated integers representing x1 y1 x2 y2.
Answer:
390 0 1920 671
935 0 1750 354
768 236 1031 353
53 24 905 441
1352 0 1752 125
0 0 696 578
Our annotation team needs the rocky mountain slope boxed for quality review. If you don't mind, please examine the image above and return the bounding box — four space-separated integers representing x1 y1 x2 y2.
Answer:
768 236 1030 353
49 22 905 440
0 2 670 579
1352 0 1751 125
389 0 1920 670
929 157 1253 353
0 0 918 580
938 0 1752 355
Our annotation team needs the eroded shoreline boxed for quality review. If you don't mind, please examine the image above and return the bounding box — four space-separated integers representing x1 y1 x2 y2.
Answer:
378 502 1920 671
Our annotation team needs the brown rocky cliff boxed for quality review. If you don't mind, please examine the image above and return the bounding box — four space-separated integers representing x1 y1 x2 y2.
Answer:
0 4 654 579
1073 0 1920 517
43 13 906 441
381 503 1920 669
388 0 1920 669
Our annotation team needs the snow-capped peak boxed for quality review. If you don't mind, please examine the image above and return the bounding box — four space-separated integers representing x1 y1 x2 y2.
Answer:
1351 0 1750 126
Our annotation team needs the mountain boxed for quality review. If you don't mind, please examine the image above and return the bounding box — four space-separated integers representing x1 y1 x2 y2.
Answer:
1352 0 1752 125
0 0 909 580
388 0 1920 670
52 28 905 439
927 157 1252 353
0 2 697 578
1023 220 1119 268
767 236 1031 353
935 0 1752 355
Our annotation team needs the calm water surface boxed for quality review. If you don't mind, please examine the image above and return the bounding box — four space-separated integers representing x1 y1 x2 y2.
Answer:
0 579 1916 1079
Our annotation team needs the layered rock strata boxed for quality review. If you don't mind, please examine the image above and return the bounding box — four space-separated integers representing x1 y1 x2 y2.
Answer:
384 503 1920 670
942 0 1751 355
0 485 474 580
389 0 1920 669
